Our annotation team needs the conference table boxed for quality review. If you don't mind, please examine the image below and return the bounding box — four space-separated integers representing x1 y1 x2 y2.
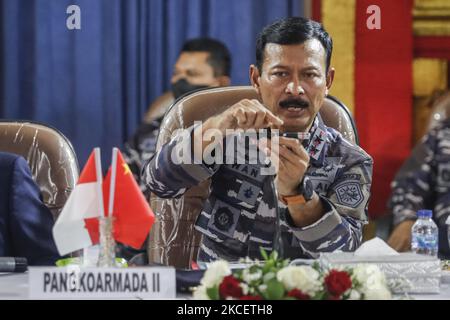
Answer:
2 271 450 300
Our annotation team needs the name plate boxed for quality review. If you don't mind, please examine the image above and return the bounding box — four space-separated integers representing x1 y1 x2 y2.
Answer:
29 267 176 299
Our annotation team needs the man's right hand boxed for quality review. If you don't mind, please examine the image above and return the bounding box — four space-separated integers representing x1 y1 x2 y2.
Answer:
387 220 416 252
204 99 283 134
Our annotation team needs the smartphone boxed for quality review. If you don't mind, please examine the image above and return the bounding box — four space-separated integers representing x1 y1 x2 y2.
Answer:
280 132 310 140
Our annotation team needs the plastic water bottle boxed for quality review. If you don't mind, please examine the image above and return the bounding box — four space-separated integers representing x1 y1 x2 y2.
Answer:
411 210 438 257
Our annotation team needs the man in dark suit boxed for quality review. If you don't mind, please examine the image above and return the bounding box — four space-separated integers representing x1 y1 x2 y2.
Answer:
0 152 60 265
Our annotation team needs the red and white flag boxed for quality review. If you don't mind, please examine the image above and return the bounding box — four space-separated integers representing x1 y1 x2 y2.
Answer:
52 148 105 256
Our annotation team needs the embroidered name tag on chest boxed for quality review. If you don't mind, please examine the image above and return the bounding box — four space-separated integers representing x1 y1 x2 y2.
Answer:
226 163 265 183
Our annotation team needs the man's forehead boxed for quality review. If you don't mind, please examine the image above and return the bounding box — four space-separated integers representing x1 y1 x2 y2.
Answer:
177 51 210 65
263 39 326 69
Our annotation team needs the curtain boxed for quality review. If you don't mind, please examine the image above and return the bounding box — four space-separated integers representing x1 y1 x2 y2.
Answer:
0 0 303 167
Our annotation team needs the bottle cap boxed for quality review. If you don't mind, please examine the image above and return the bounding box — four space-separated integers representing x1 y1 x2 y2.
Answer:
417 209 432 218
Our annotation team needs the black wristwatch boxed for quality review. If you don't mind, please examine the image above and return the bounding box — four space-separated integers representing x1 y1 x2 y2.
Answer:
297 176 314 201
280 176 314 205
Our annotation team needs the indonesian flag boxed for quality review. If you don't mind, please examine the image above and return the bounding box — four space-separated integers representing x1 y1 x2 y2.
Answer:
52 149 104 256
103 148 155 249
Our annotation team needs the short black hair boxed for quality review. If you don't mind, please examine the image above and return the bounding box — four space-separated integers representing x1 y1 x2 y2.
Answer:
256 17 333 73
181 38 232 77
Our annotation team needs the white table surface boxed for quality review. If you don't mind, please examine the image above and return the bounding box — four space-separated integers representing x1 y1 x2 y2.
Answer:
1 272 450 300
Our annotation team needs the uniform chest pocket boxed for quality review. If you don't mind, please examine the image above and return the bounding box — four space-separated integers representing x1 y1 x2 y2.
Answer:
437 161 450 188
214 165 263 210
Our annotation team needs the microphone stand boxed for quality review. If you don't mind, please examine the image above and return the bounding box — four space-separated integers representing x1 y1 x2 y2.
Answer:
269 175 284 259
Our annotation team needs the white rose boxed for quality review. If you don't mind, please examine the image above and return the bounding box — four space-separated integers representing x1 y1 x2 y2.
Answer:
364 285 392 300
353 264 384 285
242 269 262 283
348 289 361 300
277 266 322 297
352 264 391 300
201 260 231 287
240 283 249 295
192 285 209 300
352 264 370 284
258 284 268 293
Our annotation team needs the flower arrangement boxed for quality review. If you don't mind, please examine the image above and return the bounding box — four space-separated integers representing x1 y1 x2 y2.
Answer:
193 250 391 300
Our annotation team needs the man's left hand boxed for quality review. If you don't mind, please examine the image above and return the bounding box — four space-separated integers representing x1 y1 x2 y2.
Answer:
261 135 325 227
262 136 310 196
276 137 310 196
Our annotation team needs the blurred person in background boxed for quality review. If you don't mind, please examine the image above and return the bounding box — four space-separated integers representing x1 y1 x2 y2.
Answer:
388 118 450 258
123 38 232 197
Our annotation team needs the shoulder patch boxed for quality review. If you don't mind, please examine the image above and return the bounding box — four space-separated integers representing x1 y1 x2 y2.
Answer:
335 182 364 208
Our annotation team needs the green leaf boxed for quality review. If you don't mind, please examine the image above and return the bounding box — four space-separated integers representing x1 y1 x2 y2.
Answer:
313 291 327 300
206 285 220 300
249 265 259 273
260 247 269 260
265 279 285 300
115 258 128 268
269 250 278 261
56 257 80 267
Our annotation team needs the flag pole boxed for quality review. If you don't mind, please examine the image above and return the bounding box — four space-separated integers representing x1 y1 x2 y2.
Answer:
83 148 104 266
95 148 105 218
98 148 118 267
108 148 118 217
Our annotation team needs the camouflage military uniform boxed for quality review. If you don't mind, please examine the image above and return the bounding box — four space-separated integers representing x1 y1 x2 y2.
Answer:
388 118 450 257
143 116 373 262
122 116 163 198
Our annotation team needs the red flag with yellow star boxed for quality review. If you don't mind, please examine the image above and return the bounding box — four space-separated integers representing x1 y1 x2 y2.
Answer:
103 148 155 249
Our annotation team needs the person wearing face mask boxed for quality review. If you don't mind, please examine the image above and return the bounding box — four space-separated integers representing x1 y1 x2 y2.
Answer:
118 38 231 261
123 38 231 200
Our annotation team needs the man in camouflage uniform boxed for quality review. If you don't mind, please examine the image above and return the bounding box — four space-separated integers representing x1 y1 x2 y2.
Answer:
388 118 450 258
143 17 373 262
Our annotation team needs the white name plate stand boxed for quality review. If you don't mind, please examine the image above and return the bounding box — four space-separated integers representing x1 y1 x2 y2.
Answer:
29 267 176 299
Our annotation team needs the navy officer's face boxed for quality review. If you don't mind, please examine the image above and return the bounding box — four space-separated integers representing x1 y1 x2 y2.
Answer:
251 39 334 133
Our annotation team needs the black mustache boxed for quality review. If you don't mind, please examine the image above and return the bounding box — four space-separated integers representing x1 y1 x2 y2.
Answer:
279 98 309 109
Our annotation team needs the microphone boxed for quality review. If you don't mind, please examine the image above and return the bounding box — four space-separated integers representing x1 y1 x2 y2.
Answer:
268 131 311 259
0 257 28 273
269 176 284 259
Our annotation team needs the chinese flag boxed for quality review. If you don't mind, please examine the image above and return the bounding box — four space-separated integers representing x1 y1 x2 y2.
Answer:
103 149 155 249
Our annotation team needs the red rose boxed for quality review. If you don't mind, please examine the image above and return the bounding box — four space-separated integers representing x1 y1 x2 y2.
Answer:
324 270 352 298
287 289 310 300
240 295 263 300
219 275 243 299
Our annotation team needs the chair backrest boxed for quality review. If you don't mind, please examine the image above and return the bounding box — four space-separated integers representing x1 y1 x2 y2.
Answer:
0 121 79 219
148 86 358 268
143 91 175 123
426 90 450 131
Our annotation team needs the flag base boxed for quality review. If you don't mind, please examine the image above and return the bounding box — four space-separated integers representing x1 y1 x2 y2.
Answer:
97 217 116 267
